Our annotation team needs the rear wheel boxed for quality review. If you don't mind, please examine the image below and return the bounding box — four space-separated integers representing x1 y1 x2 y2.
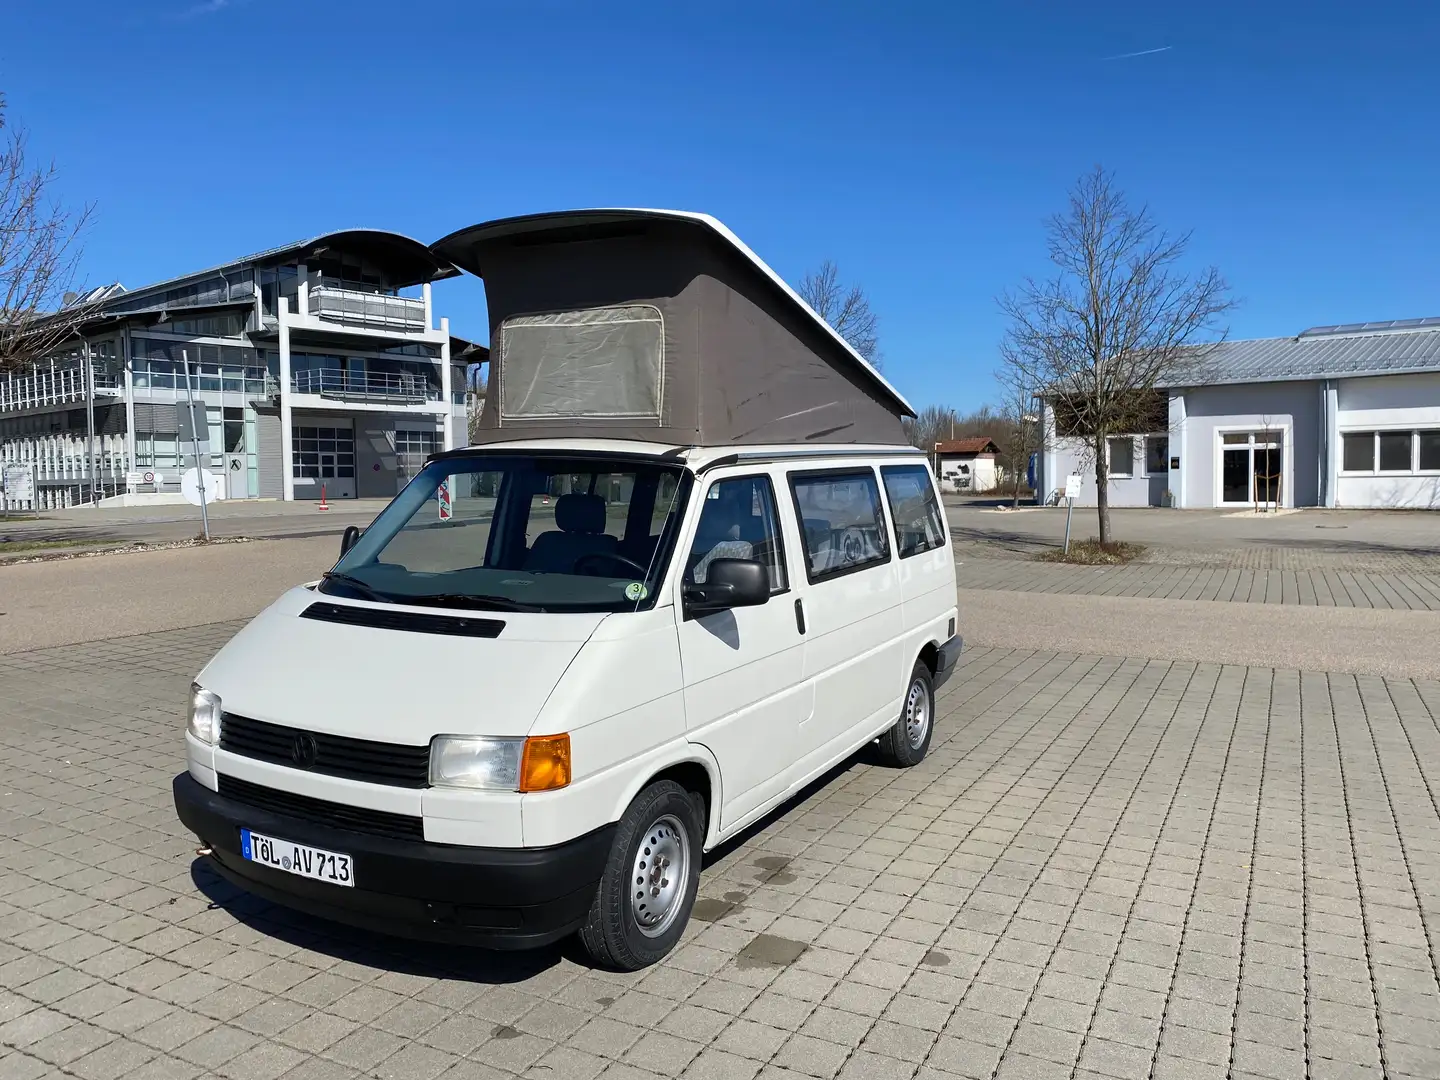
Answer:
876 661 934 767
578 780 703 971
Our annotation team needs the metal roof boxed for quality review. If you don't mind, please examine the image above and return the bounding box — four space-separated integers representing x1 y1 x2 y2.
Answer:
80 228 459 312
934 438 999 454
1164 322 1440 387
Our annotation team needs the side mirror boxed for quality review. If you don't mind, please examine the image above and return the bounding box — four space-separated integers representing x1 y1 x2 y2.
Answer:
339 525 362 557
683 559 769 617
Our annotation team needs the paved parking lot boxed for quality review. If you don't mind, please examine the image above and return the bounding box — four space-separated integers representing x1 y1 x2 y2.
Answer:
4 620 1440 1080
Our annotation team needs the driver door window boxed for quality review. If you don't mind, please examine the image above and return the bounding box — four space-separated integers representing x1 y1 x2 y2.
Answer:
788 469 891 581
684 476 787 592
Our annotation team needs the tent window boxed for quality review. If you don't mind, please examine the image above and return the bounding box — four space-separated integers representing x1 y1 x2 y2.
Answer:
499 305 663 420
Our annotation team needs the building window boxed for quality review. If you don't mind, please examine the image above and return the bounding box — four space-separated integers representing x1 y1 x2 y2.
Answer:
292 425 355 480
1378 432 1413 472
1341 430 1440 475
1107 437 1134 478
1144 436 1168 475
1341 432 1374 472
394 429 438 457
1420 430 1440 472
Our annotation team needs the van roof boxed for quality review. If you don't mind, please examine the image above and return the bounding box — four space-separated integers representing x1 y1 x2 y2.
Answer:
431 437 929 470
433 209 914 447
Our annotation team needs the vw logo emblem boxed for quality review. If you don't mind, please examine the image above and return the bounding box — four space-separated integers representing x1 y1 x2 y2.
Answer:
291 733 319 769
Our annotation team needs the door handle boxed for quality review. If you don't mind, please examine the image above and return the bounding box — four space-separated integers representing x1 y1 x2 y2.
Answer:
794 598 806 635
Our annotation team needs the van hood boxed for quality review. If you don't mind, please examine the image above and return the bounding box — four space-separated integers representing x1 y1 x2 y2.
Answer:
197 587 607 743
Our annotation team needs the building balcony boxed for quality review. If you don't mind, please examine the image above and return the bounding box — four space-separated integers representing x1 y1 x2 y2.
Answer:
1 366 123 414
307 284 428 333
291 369 439 404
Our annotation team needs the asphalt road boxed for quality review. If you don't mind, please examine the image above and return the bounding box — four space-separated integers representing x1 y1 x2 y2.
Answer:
3 537 1437 679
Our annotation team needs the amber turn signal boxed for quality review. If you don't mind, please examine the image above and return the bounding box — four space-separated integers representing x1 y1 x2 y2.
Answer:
519 733 572 792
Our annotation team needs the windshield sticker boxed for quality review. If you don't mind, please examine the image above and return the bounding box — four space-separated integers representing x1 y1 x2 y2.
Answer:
624 582 649 602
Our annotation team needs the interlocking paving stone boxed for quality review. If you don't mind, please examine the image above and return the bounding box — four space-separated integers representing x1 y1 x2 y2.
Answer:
4 624 1440 1078
953 557 1440 608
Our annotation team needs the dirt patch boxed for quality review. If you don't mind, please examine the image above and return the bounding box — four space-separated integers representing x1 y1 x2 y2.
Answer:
1036 539 1146 566
0 535 253 565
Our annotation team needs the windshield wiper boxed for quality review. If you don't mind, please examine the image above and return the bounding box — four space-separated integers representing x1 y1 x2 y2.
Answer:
403 593 544 613
320 572 392 603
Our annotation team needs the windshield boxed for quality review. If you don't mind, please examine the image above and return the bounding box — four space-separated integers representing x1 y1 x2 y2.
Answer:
321 453 690 613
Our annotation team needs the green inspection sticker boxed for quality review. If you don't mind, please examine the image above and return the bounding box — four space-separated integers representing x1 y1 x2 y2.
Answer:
624 581 649 602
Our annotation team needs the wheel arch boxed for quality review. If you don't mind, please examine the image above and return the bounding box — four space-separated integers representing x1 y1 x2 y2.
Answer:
917 638 940 676
612 744 722 850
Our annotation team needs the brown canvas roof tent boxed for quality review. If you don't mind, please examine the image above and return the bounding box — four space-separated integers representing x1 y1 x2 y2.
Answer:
430 209 915 447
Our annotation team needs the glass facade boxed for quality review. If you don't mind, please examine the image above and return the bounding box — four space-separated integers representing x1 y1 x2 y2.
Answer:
130 338 267 394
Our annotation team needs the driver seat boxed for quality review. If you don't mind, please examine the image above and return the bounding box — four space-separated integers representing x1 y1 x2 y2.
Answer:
523 493 618 574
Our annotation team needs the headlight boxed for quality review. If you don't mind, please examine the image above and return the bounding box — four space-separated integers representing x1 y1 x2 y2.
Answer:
188 684 222 745
429 734 571 792
430 736 524 790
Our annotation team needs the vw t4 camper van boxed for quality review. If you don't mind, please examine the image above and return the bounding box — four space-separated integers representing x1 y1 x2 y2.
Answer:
174 209 961 970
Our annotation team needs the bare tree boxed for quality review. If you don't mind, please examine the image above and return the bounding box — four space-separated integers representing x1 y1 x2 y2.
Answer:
798 259 881 369
994 369 1037 507
998 166 1233 542
902 403 959 455
0 94 94 371
466 365 487 443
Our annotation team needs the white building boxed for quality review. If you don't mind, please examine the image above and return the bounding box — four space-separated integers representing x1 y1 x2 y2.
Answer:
1037 317 1440 510
0 230 482 507
933 438 999 493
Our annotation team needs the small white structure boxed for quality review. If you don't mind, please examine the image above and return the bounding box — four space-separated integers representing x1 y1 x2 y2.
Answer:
933 438 999 493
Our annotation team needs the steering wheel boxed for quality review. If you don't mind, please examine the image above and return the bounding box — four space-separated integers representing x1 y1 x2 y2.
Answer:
572 551 651 578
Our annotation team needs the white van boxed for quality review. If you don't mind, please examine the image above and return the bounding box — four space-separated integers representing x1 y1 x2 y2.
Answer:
173 211 961 971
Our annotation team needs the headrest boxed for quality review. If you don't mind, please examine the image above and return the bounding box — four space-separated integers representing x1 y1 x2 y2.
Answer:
555 492 606 534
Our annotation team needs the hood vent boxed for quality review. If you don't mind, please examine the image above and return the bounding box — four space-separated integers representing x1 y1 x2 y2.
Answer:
301 601 505 638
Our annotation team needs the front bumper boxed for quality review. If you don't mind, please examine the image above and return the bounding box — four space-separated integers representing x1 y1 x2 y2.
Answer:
173 772 613 950
934 633 963 688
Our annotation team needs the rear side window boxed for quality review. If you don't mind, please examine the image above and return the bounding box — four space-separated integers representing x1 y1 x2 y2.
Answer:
880 465 946 558
789 469 890 581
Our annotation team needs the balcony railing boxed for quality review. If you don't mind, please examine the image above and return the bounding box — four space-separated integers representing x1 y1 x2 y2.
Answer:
291 369 438 403
307 284 427 333
1 365 124 413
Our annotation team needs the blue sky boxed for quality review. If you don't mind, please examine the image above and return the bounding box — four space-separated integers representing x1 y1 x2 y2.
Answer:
4 0 1439 411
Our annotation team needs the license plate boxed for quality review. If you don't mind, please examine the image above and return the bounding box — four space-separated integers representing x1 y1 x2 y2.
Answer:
241 829 354 887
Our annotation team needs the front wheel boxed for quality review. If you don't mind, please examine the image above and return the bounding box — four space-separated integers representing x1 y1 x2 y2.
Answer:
578 780 704 971
876 661 934 768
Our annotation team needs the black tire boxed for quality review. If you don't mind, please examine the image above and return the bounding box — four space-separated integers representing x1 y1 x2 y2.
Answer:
876 661 935 768
578 780 704 971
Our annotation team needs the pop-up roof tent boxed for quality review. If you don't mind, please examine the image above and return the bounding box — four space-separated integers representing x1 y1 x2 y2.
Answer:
430 209 915 446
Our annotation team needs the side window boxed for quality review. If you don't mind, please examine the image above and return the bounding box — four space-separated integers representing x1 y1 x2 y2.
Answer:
684 476 787 592
789 469 891 581
880 465 946 558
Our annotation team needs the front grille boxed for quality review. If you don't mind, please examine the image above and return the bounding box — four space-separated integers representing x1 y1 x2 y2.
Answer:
218 775 424 841
220 713 430 788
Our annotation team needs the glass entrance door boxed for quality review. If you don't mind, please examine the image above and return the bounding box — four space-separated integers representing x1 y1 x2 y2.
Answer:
1219 431 1284 506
